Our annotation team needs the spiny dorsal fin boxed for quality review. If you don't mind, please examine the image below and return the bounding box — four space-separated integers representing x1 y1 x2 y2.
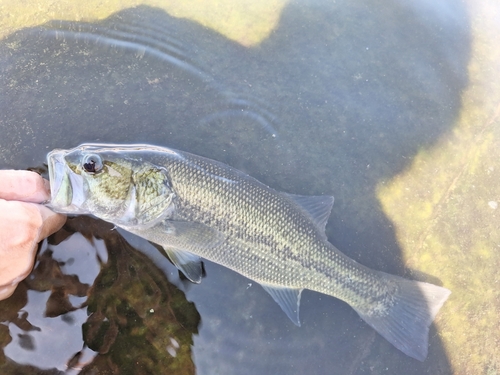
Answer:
284 193 334 237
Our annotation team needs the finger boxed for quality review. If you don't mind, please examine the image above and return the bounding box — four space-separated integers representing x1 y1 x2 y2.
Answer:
0 201 43 288
0 200 42 255
0 201 65 292
36 205 67 242
0 284 17 301
0 170 50 203
0 201 66 245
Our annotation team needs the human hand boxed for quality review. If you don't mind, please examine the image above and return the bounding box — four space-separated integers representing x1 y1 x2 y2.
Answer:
0 170 66 300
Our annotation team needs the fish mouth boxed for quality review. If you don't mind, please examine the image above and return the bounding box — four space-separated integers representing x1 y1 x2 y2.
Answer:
47 149 88 214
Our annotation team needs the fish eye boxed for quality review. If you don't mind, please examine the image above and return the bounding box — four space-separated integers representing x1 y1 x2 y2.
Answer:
82 154 103 174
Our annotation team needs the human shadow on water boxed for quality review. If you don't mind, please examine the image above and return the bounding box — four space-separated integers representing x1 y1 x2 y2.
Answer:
0 0 470 373
0 217 199 374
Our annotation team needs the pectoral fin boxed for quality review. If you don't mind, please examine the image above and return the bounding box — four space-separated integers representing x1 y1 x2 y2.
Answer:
128 220 224 250
166 221 224 246
126 220 224 284
261 284 303 326
163 247 203 283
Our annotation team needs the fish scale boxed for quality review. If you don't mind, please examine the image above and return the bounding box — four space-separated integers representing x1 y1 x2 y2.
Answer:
168 156 334 282
47 143 451 361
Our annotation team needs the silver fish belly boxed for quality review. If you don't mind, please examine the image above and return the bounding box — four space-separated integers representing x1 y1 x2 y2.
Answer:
47 143 450 361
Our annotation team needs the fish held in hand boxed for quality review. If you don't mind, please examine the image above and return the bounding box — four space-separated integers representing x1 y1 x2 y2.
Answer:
47 143 450 361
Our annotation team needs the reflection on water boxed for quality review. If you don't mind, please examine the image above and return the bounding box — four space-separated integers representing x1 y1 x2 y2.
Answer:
0 9 281 171
0 217 199 374
0 0 486 373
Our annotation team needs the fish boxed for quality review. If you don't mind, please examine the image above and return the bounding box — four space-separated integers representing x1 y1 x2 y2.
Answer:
47 143 450 361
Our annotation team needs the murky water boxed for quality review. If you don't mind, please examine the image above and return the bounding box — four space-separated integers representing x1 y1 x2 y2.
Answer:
1 0 498 374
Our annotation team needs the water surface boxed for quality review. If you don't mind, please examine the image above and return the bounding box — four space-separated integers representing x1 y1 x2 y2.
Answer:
1 1 497 374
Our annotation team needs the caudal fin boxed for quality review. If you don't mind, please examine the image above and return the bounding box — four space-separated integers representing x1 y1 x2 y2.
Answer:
353 276 450 361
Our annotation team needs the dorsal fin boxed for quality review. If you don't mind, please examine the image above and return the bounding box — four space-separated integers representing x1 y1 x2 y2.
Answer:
284 193 334 236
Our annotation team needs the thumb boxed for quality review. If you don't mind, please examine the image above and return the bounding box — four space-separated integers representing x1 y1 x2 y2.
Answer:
36 205 67 242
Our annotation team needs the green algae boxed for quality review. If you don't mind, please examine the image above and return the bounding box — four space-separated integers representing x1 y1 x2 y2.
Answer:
377 2 500 374
0 0 288 46
0 217 200 374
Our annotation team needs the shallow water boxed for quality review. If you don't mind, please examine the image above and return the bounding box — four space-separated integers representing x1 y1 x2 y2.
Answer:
0 0 498 374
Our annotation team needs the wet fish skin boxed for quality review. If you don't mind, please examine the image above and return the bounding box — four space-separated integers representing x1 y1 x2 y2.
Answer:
47 143 450 361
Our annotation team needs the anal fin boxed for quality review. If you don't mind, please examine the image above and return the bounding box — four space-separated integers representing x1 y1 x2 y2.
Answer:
261 284 303 326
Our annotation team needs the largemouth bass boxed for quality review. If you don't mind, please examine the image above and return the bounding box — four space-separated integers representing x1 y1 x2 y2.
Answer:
47 143 450 361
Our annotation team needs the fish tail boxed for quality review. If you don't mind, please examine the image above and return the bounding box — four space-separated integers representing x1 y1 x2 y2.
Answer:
353 276 450 361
